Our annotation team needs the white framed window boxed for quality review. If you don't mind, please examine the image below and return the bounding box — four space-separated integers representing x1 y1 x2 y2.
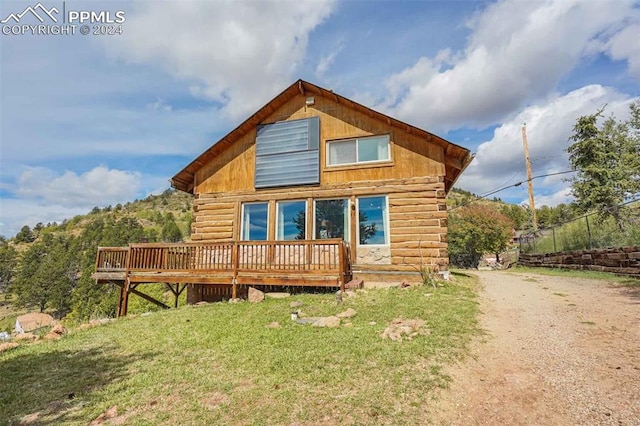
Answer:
276 200 307 240
241 202 268 240
327 135 390 167
314 199 350 241
357 196 389 245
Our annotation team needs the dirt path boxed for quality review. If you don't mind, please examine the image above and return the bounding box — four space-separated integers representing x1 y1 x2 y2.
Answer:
432 271 640 425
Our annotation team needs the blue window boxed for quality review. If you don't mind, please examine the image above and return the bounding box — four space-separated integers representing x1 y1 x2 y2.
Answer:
357 196 388 245
276 200 306 240
241 203 268 240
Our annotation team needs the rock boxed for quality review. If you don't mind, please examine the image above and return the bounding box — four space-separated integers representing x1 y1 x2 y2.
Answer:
312 316 341 328
336 308 357 319
141 312 152 317
265 292 290 299
398 281 411 288
345 279 364 289
335 290 343 303
248 287 265 303
295 317 320 325
15 313 55 334
51 324 66 335
0 342 19 352
43 332 61 340
228 298 242 304
290 301 304 308
342 322 353 328
381 318 430 342
14 332 37 341
194 301 209 306
368 321 377 326
344 290 357 298
266 321 281 328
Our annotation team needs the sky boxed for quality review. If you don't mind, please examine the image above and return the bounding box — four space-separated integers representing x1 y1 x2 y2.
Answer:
1 0 639 238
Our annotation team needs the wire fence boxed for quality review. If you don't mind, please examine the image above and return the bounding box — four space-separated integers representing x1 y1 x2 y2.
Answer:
519 200 640 254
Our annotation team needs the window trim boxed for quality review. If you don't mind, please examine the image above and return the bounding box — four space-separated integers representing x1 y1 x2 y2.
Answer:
275 199 307 240
240 201 269 241
325 134 392 168
356 195 390 246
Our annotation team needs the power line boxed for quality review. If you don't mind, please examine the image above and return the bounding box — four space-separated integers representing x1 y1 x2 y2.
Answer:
449 170 576 211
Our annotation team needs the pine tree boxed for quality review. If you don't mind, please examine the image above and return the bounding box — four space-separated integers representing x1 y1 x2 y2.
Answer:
567 102 640 230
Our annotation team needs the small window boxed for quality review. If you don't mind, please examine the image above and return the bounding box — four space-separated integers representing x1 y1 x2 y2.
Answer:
357 196 388 245
276 200 306 240
327 135 390 166
241 202 268 240
314 199 349 241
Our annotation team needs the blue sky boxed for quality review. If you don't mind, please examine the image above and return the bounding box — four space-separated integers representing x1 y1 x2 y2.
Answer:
1 0 639 238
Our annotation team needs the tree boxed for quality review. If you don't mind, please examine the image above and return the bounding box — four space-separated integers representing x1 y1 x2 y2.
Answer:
500 204 529 230
69 216 146 320
567 102 640 230
14 225 35 243
161 213 183 242
0 242 17 294
11 234 78 314
448 205 514 268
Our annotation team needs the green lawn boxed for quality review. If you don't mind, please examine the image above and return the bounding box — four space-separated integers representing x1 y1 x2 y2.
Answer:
0 275 479 425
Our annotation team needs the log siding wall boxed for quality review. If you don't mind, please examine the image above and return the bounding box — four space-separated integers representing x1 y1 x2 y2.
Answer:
191 176 448 272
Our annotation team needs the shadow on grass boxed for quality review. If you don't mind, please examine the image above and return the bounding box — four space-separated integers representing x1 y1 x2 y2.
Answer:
0 345 156 425
450 270 474 278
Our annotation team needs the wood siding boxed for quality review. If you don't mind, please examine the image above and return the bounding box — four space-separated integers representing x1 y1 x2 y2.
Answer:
194 94 445 194
191 176 448 272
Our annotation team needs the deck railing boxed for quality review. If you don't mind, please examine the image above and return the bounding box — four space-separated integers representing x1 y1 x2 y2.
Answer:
95 239 350 278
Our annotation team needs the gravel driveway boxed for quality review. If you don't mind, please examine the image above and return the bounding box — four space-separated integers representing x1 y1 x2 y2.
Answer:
432 271 640 425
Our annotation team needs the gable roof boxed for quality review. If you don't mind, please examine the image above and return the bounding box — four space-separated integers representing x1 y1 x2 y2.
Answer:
171 79 472 193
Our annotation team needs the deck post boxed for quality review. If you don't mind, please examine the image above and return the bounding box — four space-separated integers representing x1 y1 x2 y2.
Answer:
232 242 239 299
119 278 131 317
119 245 133 317
338 241 346 294
116 281 125 317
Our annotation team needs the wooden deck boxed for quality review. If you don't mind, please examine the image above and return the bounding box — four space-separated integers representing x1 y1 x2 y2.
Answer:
93 240 351 316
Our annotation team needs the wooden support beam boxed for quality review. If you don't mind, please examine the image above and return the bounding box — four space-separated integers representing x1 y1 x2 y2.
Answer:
129 286 171 310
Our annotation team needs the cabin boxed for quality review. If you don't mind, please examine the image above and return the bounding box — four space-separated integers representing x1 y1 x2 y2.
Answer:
94 79 472 315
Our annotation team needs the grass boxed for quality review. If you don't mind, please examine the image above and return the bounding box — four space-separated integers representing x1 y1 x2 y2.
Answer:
0 275 479 425
510 266 640 287
521 214 640 254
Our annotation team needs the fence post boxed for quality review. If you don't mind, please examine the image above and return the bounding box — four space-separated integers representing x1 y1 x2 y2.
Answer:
585 216 592 249
532 232 537 253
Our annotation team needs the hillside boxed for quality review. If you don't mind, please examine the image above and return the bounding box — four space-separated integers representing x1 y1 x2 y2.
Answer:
8 189 195 247
0 276 479 425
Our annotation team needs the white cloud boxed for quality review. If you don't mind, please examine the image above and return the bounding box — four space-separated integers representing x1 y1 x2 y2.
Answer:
107 0 336 121
315 42 345 78
605 23 640 79
534 188 573 208
0 198 89 238
380 0 639 132
15 166 141 208
456 84 638 200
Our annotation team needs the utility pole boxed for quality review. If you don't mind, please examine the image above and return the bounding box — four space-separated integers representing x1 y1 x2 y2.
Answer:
522 123 538 231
